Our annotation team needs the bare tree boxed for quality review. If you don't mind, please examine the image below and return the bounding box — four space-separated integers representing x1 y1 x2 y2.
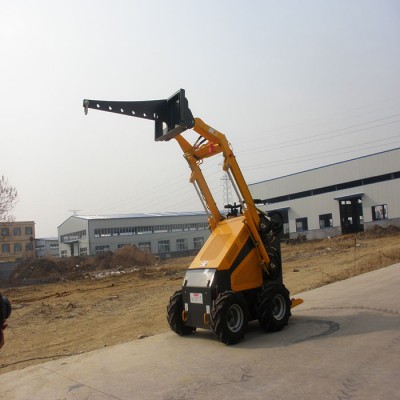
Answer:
0 175 18 222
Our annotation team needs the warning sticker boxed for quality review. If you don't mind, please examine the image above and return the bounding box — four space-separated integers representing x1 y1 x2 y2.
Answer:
190 293 203 304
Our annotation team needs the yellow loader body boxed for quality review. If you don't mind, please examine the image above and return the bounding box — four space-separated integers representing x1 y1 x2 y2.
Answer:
189 216 263 293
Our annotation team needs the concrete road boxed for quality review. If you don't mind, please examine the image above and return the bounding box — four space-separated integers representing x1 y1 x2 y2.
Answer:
1 263 400 400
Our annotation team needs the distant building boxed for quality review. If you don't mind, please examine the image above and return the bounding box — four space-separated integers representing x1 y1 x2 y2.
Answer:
0 221 36 263
35 237 59 258
249 148 400 240
58 212 210 258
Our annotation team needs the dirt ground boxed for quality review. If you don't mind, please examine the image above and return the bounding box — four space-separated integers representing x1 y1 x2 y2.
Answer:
1 226 400 374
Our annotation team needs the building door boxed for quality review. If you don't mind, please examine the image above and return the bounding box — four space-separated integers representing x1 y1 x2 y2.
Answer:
68 242 78 256
279 209 289 239
339 197 364 234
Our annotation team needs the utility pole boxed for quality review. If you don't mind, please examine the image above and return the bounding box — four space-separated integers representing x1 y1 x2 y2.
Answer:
221 173 234 206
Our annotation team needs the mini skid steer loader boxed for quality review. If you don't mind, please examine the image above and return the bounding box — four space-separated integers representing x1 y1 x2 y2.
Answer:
83 89 302 344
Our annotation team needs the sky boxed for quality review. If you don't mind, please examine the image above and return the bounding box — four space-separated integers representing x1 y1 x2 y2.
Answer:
0 0 399 237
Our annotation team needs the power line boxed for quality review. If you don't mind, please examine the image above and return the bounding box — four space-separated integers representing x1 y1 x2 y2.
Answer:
88 153 224 215
237 115 400 156
243 136 400 172
236 95 400 151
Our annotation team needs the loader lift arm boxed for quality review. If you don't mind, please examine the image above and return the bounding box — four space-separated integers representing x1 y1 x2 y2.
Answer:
84 89 303 345
83 89 271 272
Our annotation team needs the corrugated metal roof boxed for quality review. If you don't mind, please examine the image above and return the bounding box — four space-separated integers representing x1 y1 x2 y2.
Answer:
249 147 400 186
73 211 208 221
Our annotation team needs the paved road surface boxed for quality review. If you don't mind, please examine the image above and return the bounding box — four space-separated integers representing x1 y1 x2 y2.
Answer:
1 263 399 400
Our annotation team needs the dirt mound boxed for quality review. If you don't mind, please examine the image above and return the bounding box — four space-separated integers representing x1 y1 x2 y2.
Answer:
9 256 95 284
9 245 156 285
385 224 400 235
102 245 156 268
359 224 400 239
10 258 67 283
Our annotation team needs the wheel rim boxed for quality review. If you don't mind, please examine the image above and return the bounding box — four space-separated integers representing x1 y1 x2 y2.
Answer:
272 294 286 320
226 304 244 333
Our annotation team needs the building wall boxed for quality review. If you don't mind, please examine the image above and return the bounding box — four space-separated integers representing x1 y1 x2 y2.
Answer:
58 217 90 258
251 148 400 198
249 148 400 239
279 179 400 232
36 238 60 258
0 221 36 263
58 213 210 258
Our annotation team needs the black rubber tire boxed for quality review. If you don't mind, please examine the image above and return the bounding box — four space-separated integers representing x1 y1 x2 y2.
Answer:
210 291 248 345
167 291 196 336
257 283 291 332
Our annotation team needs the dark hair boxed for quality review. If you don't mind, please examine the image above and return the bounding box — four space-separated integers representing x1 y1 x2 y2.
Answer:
0 294 11 326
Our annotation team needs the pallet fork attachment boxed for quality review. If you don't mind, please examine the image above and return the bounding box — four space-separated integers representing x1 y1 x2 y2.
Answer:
83 89 194 141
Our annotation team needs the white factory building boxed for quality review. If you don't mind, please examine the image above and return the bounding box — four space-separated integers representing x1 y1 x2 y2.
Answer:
58 212 210 258
249 148 400 240
58 148 400 258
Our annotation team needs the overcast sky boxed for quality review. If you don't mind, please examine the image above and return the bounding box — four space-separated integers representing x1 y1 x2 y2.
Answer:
1 0 399 237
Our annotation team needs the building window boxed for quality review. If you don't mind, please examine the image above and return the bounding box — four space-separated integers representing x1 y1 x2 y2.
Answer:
319 213 333 229
14 243 22 253
61 250 67 258
80 247 88 256
153 225 169 233
176 238 188 251
158 240 170 253
94 228 111 238
171 224 185 232
192 222 209 231
25 227 33 235
372 204 388 221
119 227 134 236
1 228 9 236
194 237 204 249
91 223 208 238
25 243 33 251
13 227 21 236
95 245 110 255
60 230 87 243
137 226 152 235
1 244 10 253
296 218 308 232
138 242 152 253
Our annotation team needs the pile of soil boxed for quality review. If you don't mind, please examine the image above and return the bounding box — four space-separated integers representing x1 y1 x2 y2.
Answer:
359 224 400 239
8 245 156 285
